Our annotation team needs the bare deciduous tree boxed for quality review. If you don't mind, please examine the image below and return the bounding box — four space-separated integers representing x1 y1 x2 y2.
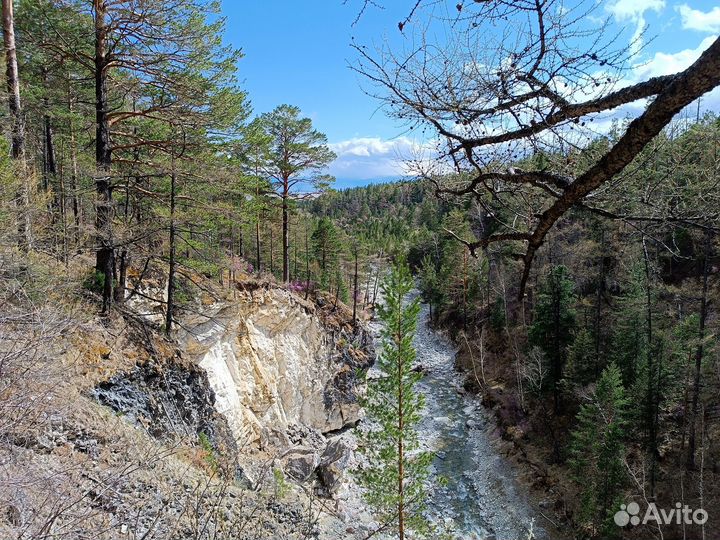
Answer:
354 0 720 296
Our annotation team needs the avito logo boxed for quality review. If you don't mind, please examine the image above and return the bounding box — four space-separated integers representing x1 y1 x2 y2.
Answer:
615 501 708 527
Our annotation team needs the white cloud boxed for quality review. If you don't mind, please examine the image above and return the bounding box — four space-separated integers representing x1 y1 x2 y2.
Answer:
677 4 720 33
629 35 718 80
328 136 430 179
330 137 410 158
607 36 720 119
606 0 666 55
606 0 665 21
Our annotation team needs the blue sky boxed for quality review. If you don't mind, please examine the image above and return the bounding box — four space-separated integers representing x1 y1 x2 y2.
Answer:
221 1 720 187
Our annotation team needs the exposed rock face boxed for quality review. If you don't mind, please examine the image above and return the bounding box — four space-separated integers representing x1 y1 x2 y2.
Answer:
182 287 371 450
90 283 371 512
92 357 234 453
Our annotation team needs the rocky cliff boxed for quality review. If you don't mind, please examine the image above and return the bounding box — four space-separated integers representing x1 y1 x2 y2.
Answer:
0 268 375 540
93 279 372 494
181 286 369 450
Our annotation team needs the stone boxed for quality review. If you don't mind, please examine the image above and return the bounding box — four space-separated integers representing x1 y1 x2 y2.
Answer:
6 504 21 526
187 289 373 449
282 446 319 482
35 434 55 451
234 465 255 489
317 439 351 495
261 427 291 450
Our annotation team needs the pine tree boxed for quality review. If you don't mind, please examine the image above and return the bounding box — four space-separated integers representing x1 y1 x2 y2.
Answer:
566 327 599 386
357 262 433 539
569 363 628 537
610 265 647 387
528 265 576 412
311 217 341 290
438 209 479 327
418 253 440 323
258 104 335 282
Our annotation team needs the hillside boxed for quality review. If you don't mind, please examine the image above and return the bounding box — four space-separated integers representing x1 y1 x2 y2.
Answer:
0 254 374 539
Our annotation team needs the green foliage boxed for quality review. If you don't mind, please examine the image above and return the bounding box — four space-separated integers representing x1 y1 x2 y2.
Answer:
82 270 108 294
569 364 628 537
609 264 648 386
566 327 599 386
335 267 349 303
307 180 444 254
489 297 506 332
528 266 577 397
436 210 481 320
259 104 335 200
273 467 290 500
418 254 441 317
198 432 218 472
357 263 433 538
173 276 195 306
312 217 341 283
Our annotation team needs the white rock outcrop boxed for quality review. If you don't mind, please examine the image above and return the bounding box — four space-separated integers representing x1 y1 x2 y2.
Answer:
184 288 361 449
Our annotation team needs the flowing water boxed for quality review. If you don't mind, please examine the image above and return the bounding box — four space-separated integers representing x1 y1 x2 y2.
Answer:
407 294 556 540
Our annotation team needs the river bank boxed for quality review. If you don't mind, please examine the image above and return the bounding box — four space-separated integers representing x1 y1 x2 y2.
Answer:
329 291 567 539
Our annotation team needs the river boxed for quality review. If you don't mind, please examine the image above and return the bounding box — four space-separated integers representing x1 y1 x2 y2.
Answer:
330 292 560 540
410 296 556 539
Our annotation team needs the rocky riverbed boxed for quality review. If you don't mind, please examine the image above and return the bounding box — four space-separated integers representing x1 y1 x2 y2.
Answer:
411 297 556 539
321 292 563 539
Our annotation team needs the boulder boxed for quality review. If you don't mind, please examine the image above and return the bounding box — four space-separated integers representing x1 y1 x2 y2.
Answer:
317 439 351 495
282 446 319 482
234 464 255 489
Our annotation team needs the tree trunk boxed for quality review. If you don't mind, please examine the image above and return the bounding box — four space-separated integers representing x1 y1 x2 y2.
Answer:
687 231 711 469
352 247 358 326
255 218 261 274
68 89 81 247
396 316 406 540
594 228 606 377
269 226 274 275
282 183 290 282
333 278 340 309
642 237 658 496
94 0 114 312
57 146 68 264
165 160 177 336
41 65 63 258
239 225 244 258
229 225 235 283
304 223 310 300
293 219 299 280
2 0 31 250
372 265 380 305
42 69 58 197
462 250 468 330
364 266 372 307
552 273 562 415
43 114 58 193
